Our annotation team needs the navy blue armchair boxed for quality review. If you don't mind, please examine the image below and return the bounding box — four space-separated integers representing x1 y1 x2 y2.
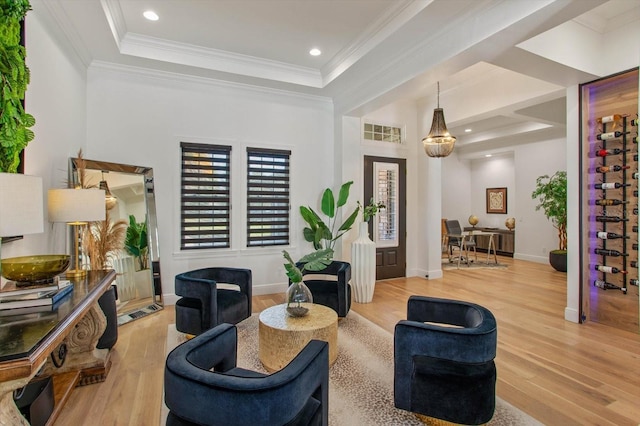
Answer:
291 261 351 317
394 296 497 425
164 323 329 426
175 267 252 336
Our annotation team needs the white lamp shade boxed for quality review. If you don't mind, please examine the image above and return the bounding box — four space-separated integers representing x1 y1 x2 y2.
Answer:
0 173 44 237
48 188 106 223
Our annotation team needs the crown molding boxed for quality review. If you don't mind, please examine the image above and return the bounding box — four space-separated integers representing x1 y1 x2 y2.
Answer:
118 33 323 88
88 60 333 105
36 0 92 68
321 0 431 86
100 0 127 49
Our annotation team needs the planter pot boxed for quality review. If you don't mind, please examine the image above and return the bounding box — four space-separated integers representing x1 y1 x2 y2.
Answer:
549 250 567 272
351 222 376 303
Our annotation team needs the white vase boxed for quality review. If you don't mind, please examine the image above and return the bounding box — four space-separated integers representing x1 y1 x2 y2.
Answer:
351 221 376 303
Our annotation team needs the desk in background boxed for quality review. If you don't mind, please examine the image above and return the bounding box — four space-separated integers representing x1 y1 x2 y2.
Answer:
464 227 515 257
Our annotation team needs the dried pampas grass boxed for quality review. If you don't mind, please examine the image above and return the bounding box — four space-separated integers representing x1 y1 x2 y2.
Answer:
84 210 128 270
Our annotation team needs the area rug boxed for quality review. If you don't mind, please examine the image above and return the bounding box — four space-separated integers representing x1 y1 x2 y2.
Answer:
441 259 508 271
162 312 540 426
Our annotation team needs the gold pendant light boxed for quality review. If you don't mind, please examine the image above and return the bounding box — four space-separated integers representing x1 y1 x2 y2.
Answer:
99 172 118 210
423 82 456 158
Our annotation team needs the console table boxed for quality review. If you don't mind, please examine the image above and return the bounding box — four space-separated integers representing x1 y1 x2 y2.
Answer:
0 269 116 425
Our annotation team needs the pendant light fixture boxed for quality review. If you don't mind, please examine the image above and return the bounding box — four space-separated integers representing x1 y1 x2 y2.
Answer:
422 82 456 158
100 172 117 210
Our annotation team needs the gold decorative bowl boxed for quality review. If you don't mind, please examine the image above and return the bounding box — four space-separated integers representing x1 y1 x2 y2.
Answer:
1 255 71 284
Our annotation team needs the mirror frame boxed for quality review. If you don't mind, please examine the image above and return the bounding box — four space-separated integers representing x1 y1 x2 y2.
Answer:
69 157 163 324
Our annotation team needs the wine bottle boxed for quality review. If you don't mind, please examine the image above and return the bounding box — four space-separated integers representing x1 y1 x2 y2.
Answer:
594 199 627 206
593 182 630 189
597 131 627 140
595 215 628 222
630 260 638 268
633 243 638 250
630 279 639 286
594 248 627 257
633 136 639 144
631 118 638 126
634 208 639 215
596 231 628 240
633 225 638 232
596 114 622 124
595 164 629 173
635 154 638 161
596 148 629 157
634 190 638 197
634 172 639 179
594 265 627 274
593 280 623 290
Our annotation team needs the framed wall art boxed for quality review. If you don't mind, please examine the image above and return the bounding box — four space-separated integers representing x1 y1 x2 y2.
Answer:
486 187 507 214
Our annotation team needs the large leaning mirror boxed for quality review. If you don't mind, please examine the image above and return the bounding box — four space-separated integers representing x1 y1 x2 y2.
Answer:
69 157 162 325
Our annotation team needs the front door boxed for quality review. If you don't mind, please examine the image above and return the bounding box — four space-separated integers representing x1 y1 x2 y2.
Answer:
364 156 406 279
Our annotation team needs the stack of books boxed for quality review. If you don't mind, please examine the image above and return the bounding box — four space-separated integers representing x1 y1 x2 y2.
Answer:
0 280 73 315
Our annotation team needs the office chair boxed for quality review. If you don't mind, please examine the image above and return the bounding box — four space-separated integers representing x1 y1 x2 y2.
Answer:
444 220 477 266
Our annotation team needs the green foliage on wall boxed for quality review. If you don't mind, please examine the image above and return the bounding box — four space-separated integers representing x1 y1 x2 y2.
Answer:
0 0 35 173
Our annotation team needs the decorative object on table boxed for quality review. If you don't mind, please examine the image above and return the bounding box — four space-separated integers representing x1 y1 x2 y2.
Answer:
468 215 479 227
422 81 456 158
0 0 35 173
124 214 148 271
282 248 333 317
47 188 106 278
505 217 516 231
531 171 567 272
0 280 73 310
0 173 44 281
351 198 385 303
174 267 252 336
0 254 70 284
300 181 358 250
486 187 507 214
394 296 497 425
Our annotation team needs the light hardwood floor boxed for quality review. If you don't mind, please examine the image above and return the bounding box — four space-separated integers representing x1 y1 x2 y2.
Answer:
55 257 640 425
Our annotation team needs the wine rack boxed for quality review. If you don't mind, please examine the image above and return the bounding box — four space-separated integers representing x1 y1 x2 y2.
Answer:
590 114 637 294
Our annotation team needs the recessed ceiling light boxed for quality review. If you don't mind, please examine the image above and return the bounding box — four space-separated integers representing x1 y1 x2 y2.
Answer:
485 154 492 158
143 10 159 21
309 48 321 56
465 128 472 132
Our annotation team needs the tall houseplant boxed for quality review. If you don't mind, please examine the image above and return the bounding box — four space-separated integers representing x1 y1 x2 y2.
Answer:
0 0 35 173
300 181 359 251
124 214 148 270
531 171 567 271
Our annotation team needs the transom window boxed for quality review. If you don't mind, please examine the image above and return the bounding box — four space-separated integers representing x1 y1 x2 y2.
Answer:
364 122 402 144
246 148 291 247
180 142 231 250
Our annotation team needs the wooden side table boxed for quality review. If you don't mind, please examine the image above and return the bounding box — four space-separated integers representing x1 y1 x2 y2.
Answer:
258 303 337 372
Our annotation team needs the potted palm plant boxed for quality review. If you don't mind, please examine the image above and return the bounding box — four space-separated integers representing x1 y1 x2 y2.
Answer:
531 171 567 272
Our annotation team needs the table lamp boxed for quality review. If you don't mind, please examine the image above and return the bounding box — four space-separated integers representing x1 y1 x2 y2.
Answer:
0 173 45 278
48 188 105 278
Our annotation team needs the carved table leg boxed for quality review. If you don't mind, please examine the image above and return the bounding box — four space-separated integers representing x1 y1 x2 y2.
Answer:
41 302 111 386
0 360 46 426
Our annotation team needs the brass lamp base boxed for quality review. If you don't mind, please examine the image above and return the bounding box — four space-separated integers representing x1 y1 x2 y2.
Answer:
65 268 87 278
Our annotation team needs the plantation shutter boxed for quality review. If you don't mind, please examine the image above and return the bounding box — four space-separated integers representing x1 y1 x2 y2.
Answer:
246 147 291 247
180 142 231 249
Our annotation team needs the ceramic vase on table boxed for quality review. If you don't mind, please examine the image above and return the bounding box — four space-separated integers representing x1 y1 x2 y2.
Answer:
351 221 376 303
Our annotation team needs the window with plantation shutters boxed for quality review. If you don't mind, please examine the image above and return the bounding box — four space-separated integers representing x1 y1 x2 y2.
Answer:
180 142 231 250
246 148 291 247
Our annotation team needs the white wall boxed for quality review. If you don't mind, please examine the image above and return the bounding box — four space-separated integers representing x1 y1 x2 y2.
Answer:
469 155 515 229
84 64 334 301
2 7 87 264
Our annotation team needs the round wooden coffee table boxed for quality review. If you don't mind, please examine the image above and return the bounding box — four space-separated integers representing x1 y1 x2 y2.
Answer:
258 303 338 372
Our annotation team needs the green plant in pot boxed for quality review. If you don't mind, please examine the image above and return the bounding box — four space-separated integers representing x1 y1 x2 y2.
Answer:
282 248 333 317
0 0 36 173
300 181 359 251
531 171 567 272
124 214 148 270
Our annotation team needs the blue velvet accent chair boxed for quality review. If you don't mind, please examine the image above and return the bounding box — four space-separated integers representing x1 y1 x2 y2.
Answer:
394 296 497 425
291 261 351 317
164 323 329 426
175 267 252 336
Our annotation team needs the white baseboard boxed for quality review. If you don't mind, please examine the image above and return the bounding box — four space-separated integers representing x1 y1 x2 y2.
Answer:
564 307 579 323
514 253 548 264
